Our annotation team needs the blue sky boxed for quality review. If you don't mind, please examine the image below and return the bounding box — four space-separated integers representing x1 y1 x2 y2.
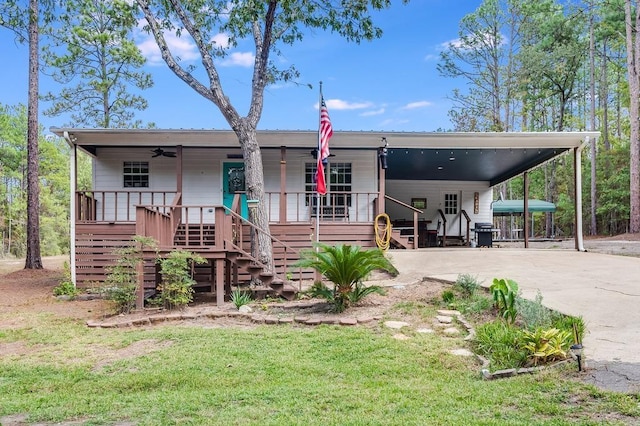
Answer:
0 1 482 134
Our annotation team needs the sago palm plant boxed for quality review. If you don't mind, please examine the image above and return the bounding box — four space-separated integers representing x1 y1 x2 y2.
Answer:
295 243 395 312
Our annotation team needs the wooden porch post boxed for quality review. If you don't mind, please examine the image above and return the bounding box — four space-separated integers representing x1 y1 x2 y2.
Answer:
176 145 183 193
523 172 529 249
378 153 386 216
280 146 287 222
215 258 225 306
135 207 145 309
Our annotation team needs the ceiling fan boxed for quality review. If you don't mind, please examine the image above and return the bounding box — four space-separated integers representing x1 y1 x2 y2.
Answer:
151 148 176 158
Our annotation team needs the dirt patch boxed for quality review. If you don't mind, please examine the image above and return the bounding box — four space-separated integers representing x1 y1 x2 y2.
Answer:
0 260 111 329
92 339 175 372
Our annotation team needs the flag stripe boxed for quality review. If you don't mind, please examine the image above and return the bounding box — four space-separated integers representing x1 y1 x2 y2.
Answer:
316 96 333 195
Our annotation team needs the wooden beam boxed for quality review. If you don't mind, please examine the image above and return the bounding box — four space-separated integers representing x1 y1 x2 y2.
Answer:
215 258 225 306
280 146 287 222
176 145 183 193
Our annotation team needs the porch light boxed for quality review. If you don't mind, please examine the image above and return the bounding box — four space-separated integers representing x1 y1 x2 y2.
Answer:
378 137 388 169
570 343 584 372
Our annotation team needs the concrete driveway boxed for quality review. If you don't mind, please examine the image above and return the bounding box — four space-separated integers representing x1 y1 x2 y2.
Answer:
389 247 640 364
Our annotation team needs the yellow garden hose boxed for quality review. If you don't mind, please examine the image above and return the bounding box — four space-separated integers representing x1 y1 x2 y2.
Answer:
375 213 392 251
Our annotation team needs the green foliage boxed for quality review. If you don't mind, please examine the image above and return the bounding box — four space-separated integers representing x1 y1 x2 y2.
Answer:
2 324 638 424
103 236 157 314
230 288 252 309
552 315 586 344
521 327 572 366
441 289 455 304
42 0 153 128
53 261 78 297
516 291 554 330
296 243 393 312
474 320 528 370
0 104 71 257
157 250 206 310
454 273 480 296
490 278 519 323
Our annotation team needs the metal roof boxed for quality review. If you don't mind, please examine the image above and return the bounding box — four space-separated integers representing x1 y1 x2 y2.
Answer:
51 127 599 186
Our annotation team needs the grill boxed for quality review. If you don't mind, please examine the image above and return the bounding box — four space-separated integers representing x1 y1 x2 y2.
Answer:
473 222 495 247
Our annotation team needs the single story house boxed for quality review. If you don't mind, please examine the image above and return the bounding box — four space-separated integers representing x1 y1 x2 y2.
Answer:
52 128 599 306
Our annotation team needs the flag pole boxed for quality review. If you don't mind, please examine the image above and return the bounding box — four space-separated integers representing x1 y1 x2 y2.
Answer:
316 81 322 247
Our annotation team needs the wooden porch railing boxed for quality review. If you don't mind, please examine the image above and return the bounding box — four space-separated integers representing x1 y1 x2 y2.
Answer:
76 190 378 224
461 209 471 246
135 200 305 281
385 195 423 249
265 191 379 223
76 191 178 222
135 206 173 247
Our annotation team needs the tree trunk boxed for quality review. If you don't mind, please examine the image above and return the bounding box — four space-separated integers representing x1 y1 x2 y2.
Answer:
25 0 42 269
601 40 610 151
237 123 274 273
625 0 640 233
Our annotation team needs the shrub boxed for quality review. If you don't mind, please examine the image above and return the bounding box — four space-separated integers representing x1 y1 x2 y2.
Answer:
295 243 393 313
231 288 253 309
454 273 480 296
103 236 157 314
442 290 455 304
490 278 519 323
521 327 572 366
157 250 206 310
53 262 79 298
516 291 554 330
552 315 586 344
474 320 528 370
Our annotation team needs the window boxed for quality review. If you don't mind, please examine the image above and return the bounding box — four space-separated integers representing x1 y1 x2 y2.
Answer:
123 161 149 188
305 162 352 207
444 193 458 215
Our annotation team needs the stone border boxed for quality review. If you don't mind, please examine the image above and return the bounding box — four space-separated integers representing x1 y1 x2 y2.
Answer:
86 306 382 329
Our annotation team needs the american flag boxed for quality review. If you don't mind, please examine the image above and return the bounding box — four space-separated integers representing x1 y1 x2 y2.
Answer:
316 97 333 195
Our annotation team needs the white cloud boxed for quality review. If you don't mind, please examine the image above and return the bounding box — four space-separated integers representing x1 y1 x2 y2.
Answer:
439 32 507 52
211 33 230 49
360 108 385 117
136 24 200 66
440 38 463 50
424 54 438 61
402 101 433 110
221 51 255 67
319 99 374 111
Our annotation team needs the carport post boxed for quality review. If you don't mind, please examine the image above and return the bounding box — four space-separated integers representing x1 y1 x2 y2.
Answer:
574 140 588 251
523 172 529 249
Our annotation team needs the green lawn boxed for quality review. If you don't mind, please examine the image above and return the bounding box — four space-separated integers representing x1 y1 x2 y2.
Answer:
1 313 639 425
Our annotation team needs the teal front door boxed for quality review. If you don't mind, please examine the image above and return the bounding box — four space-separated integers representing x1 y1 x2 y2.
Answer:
223 162 248 219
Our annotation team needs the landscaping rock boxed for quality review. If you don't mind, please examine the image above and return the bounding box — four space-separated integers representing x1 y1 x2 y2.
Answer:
436 315 453 324
384 320 410 329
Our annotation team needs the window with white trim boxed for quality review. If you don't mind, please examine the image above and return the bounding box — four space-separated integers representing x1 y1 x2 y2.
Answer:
444 193 458 215
305 162 352 207
123 161 149 188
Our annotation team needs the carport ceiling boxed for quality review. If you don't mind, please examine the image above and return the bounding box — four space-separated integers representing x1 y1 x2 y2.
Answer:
384 147 567 186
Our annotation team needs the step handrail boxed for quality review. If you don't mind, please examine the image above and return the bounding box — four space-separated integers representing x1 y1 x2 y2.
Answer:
384 195 423 249
222 205 306 284
461 209 471 246
437 209 447 245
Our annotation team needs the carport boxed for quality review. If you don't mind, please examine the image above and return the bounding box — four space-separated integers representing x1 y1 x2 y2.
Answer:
492 199 556 240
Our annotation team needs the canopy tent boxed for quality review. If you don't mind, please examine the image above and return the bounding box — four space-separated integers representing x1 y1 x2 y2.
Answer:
492 199 556 216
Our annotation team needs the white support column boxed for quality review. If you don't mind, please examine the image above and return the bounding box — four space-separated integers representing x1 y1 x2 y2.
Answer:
64 132 77 285
575 139 588 252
